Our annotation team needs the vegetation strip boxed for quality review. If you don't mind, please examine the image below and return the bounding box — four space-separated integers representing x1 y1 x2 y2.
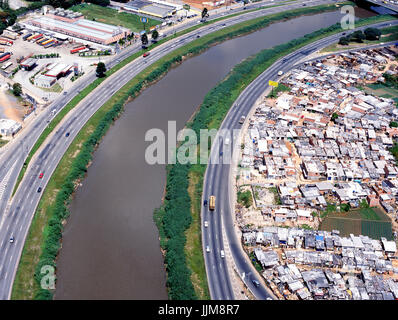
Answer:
11 2 394 300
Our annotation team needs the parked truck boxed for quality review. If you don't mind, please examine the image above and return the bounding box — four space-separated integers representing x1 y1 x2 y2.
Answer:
0 39 12 46
23 33 32 41
209 195 216 211
2 31 17 40
0 52 11 63
70 45 87 54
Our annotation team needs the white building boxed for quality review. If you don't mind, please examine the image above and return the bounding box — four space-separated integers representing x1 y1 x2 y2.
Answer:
0 119 22 136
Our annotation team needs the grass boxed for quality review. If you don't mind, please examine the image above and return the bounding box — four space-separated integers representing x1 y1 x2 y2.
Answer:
0 138 8 147
267 83 291 98
11 3 396 299
320 207 393 240
70 3 161 33
321 24 398 53
185 166 210 300
39 83 63 93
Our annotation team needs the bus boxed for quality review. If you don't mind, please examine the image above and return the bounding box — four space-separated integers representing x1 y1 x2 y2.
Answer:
209 195 216 211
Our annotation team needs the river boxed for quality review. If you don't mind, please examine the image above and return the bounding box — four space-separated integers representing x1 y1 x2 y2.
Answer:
54 8 376 299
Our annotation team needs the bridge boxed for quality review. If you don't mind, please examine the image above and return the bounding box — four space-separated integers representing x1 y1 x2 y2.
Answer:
356 0 398 14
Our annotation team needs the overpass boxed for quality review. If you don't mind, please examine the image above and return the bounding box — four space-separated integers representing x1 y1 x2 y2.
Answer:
356 0 398 14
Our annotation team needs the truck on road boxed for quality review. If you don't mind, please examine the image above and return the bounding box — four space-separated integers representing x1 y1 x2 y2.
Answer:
209 195 216 211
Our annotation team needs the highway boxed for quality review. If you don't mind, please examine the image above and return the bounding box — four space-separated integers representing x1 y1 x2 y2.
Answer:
0 0 336 299
201 20 398 300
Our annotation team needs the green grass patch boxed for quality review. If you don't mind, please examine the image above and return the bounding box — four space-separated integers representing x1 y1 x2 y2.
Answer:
267 83 291 98
38 83 63 93
70 3 161 32
320 207 392 240
238 190 253 208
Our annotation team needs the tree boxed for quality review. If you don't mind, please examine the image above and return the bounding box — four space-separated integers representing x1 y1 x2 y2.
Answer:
390 121 398 128
350 30 366 43
242 0 248 5
96 62 106 78
152 29 159 43
141 33 148 47
331 112 339 122
338 36 349 45
364 27 381 41
12 83 22 96
201 8 208 21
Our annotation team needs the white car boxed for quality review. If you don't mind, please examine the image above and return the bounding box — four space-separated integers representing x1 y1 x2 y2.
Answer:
220 250 225 258
277 70 284 76
204 221 209 227
206 246 210 253
224 138 230 145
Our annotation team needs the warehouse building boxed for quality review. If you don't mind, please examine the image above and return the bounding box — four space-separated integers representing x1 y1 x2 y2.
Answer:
26 9 131 45
20 58 37 71
45 63 73 78
0 119 22 136
123 0 176 19
34 74 56 88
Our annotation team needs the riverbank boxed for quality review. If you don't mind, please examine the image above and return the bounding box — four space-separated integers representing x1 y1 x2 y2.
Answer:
11 1 393 299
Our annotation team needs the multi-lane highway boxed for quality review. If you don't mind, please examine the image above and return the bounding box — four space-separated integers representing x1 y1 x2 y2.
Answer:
0 0 337 299
202 20 398 300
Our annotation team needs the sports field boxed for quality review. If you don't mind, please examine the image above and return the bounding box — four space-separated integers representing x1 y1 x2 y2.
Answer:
320 207 393 240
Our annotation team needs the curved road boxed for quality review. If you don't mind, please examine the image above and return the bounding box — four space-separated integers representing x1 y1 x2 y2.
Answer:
202 20 398 300
0 0 335 299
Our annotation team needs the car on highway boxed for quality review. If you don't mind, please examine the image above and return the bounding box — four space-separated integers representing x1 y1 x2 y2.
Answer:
9 236 14 243
143 52 150 57
220 250 225 258
63 91 67 95
277 70 284 76
204 199 208 207
239 116 246 124
224 138 230 145
37 187 42 193
206 246 210 253
39 173 44 179
196 34 200 38
204 221 209 227
65 132 70 137
252 279 260 287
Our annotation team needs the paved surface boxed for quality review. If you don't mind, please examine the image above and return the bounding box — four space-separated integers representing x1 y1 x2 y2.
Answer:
0 0 330 300
201 19 398 300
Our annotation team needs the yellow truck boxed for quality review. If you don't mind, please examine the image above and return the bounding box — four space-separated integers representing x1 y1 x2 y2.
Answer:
209 195 216 211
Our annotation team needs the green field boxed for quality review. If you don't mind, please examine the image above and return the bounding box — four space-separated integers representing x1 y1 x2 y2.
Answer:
71 3 161 33
320 207 393 240
361 82 398 102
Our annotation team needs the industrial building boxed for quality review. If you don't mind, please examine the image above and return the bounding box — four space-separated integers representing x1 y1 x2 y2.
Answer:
26 8 131 45
34 74 56 88
44 63 73 78
20 58 37 71
0 119 22 136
